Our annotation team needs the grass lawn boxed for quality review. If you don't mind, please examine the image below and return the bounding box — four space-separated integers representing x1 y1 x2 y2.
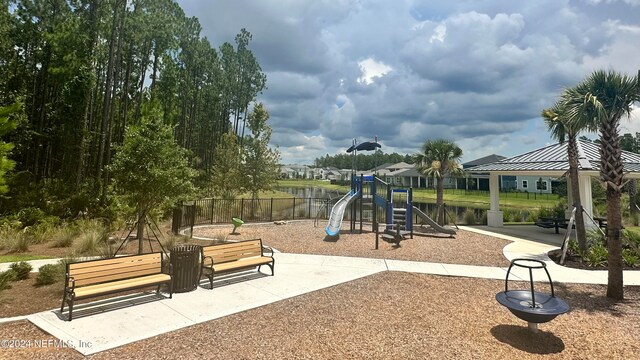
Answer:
279 179 562 209
0 254 55 263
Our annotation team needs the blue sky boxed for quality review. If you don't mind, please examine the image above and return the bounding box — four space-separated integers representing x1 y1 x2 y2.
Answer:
177 0 640 165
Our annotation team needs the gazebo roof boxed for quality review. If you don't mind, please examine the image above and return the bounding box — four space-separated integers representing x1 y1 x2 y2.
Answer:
469 139 640 174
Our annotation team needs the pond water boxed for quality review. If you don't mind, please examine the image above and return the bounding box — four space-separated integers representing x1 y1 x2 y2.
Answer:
277 186 346 200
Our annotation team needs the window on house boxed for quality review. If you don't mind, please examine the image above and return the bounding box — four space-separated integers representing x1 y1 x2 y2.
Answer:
537 180 548 191
522 180 528 189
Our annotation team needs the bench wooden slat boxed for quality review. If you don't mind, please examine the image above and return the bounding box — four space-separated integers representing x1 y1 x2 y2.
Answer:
212 257 273 273
72 263 162 285
207 251 262 263
69 256 162 275
73 266 164 287
69 253 162 270
74 274 171 298
202 242 261 253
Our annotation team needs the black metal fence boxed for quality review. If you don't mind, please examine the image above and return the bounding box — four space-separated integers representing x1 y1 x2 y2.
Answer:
172 197 334 234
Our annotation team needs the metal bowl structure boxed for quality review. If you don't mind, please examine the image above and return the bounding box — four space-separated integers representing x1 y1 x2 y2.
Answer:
495 258 569 332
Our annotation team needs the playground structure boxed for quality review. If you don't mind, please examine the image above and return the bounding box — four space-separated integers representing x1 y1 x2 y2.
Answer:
325 138 458 247
495 258 570 333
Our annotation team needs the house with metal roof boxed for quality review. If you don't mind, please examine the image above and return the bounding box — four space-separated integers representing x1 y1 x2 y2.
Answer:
468 139 640 227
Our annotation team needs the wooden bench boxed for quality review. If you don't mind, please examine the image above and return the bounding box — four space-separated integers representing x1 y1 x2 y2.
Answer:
200 239 274 289
61 252 173 321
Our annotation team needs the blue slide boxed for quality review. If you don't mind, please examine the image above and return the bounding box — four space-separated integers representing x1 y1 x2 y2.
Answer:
325 190 360 236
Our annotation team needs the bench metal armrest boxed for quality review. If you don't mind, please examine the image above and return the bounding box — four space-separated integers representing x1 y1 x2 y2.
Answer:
262 245 274 257
202 255 214 268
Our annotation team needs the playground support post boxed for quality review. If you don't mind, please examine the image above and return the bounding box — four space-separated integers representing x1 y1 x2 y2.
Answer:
359 174 364 234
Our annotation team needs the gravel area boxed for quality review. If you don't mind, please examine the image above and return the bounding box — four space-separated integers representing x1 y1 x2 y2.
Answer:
2 272 638 359
192 220 511 267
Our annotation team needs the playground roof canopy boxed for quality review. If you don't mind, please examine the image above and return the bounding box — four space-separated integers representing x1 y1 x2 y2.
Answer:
347 141 381 153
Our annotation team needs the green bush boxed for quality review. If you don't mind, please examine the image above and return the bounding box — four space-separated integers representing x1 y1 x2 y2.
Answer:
585 243 608 267
9 261 32 280
622 249 639 267
463 209 476 225
502 209 512 223
16 207 47 227
0 270 16 290
35 263 63 286
511 210 523 223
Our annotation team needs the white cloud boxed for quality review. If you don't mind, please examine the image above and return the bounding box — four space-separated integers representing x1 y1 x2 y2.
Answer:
357 58 393 85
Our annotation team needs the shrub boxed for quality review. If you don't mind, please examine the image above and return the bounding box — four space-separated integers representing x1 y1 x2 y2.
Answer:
463 209 476 225
622 249 639 267
16 207 46 227
35 263 63 286
585 243 608 267
0 270 16 290
511 210 523 223
73 220 109 255
4 231 30 253
9 261 32 280
502 209 512 223
479 211 488 225
21 223 52 244
50 225 77 248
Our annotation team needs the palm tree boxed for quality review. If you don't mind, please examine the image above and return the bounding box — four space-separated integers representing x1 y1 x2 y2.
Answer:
563 69 640 300
414 139 464 226
542 102 588 253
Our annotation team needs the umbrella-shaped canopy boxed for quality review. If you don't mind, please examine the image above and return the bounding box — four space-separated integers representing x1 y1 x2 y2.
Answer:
346 141 381 153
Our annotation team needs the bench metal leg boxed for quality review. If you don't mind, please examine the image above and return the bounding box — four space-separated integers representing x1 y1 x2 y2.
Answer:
60 292 66 313
68 295 75 321
258 262 275 276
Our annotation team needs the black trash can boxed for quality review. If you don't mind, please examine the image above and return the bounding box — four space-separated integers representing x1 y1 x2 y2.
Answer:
170 244 202 293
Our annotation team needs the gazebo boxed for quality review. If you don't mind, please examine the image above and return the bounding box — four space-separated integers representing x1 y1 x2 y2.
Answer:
468 139 640 228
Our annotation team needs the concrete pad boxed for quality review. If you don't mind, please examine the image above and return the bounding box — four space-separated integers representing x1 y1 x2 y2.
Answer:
27 253 383 356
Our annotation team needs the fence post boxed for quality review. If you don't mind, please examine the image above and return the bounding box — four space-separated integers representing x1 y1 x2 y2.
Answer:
241 199 244 220
308 197 312 219
293 198 296 220
210 199 214 224
270 198 274 221
171 206 182 234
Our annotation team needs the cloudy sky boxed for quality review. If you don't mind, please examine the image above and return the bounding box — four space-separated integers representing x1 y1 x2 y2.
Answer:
177 0 640 165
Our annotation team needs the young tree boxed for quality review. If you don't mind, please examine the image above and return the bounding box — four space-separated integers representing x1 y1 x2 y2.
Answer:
564 69 640 299
110 110 196 254
210 131 244 199
414 139 463 225
242 103 280 200
0 103 20 195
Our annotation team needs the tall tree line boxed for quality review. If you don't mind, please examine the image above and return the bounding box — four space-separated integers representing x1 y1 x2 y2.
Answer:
0 0 266 209
314 152 414 171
